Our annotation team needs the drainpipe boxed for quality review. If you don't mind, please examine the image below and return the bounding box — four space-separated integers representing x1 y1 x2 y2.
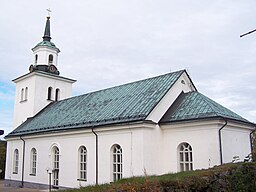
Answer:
250 126 256 161
218 117 227 165
20 136 26 188
91 128 98 185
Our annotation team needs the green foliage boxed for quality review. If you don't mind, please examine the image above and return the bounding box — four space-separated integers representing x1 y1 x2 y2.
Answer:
0 140 7 179
252 132 256 162
60 162 256 192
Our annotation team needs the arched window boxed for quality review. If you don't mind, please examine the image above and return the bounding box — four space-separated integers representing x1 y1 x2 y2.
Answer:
55 88 60 101
21 88 24 101
48 54 53 64
47 87 52 100
25 87 28 101
178 142 193 172
30 148 37 175
112 144 122 181
52 146 59 188
35 54 38 64
13 149 19 174
78 146 87 180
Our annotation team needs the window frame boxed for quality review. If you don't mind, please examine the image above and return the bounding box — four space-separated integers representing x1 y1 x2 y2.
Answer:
47 87 53 101
178 142 193 172
78 146 87 181
48 54 53 64
30 148 37 176
55 88 60 101
112 144 122 182
24 87 28 101
35 54 38 64
13 149 19 174
52 146 59 188
20 88 24 102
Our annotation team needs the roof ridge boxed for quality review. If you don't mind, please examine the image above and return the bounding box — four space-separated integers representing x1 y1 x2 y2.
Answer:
60 69 186 103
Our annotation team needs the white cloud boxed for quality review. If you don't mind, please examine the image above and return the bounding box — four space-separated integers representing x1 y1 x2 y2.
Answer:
0 0 256 126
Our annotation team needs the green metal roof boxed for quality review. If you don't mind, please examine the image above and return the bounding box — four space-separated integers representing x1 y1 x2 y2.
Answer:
33 40 60 52
7 70 185 137
160 91 251 124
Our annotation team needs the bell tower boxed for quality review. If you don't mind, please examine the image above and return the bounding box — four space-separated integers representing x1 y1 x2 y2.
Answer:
12 16 76 129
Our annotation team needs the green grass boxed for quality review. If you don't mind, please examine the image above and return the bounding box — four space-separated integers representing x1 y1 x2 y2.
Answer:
60 162 256 192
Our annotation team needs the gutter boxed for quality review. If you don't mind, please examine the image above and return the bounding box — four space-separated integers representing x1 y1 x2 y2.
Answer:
250 126 256 159
218 117 227 165
91 128 98 185
20 136 26 188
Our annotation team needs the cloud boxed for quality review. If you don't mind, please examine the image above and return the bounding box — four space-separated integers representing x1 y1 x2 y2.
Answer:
0 0 256 125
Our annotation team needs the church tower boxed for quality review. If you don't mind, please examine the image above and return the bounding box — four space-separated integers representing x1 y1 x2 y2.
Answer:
12 17 76 129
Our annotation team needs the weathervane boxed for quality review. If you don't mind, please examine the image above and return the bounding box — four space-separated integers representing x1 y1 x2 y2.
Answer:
240 28 256 38
46 8 52 17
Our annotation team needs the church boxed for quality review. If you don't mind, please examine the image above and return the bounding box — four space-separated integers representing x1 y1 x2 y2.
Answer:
4 17 255 189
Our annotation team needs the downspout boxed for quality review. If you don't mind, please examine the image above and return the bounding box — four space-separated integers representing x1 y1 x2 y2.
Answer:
218 117 227 165
250 126 256 160
20 136 26 188
91 127 98 185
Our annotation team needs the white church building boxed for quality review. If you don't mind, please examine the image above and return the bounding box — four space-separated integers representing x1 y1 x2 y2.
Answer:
5 17 255 189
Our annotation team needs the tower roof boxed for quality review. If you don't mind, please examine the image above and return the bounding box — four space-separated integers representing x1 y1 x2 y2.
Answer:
32 17 60 52
43 16 51 41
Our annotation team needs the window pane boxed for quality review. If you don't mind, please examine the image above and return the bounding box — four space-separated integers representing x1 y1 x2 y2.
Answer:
179 143 193 172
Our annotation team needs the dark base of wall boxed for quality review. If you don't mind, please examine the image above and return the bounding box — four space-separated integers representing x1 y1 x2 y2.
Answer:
5 179 70 190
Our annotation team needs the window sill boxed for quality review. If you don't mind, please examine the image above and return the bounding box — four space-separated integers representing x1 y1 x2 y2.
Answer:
20 99 27 103
29 174 36 176
47 99 54 102
12 172 18 174
77 179 87 182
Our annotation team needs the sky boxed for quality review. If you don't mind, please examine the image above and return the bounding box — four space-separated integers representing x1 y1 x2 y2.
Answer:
0 0 256 138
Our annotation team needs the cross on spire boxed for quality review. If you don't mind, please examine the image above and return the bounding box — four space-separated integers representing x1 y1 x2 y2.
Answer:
46 8 52 17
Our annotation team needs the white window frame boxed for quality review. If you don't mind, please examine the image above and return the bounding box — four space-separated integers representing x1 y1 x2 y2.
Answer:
13 149 19 174
52 146 59 188
112 144 122 182
30 148 37 175
178 142 193 172
78 146 87 180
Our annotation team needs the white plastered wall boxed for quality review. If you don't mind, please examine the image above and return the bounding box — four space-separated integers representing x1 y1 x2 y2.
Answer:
160 121 221 173
33 47 59 66
13 72 74 129
221 122 252 163
5 123 155 188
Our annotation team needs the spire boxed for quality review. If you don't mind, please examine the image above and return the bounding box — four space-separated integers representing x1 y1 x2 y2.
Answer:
43 17 51 42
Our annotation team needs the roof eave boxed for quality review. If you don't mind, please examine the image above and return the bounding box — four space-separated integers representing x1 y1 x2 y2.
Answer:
160 116 256 127
5 119 156 139
12 71 76 83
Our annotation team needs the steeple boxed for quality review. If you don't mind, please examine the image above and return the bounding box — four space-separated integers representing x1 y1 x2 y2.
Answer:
43 16 51 42
12 15 76 130
30 16 60 75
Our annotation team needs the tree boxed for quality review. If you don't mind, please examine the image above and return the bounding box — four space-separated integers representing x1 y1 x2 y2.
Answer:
0 140 6 179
